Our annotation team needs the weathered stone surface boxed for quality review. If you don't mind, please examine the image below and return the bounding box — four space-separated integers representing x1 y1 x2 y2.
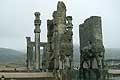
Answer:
34 12 41 70
26 12 48 71
34 12 41 33
46 20 54 71
45 1 74 80
79 16 105 80
46 1 73 71
24 1 107 80
26 37 33 70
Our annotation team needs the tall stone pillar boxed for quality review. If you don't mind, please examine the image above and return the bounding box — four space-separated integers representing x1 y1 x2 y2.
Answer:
66 16 73 69
26 37 31 70
53 1 67 70
42 45 47 71
34 12 41 70
79 16 105 80
47 20 54 71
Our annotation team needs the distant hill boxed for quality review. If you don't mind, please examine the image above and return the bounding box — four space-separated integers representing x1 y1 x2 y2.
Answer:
0 47 119 67
0 48 26 65
105 48 120 60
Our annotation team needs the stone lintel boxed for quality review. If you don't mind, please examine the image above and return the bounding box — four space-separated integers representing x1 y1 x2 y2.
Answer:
28 42 47 47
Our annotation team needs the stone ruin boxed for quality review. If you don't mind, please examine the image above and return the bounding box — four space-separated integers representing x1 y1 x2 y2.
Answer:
79 16 106 80
26 12 47 71
26 1 73 80
25 1 106 80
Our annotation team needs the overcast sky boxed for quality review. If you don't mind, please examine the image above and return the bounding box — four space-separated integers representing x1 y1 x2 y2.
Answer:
0 0 120 51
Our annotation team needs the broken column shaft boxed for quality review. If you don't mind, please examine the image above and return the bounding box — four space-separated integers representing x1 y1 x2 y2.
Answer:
26 37 33 70
34 12 41 70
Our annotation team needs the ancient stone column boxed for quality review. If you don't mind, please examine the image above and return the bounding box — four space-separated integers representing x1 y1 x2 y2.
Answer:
34 12 41 70
47 20 54 71
56 1 66 34
26 37 33 70
26 37 31 70
42 45 47 71
53 1 67 70
66 16 73 69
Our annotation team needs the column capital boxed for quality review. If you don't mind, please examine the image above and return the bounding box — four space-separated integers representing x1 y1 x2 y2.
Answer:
34 12 41 33
34 12 40 18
